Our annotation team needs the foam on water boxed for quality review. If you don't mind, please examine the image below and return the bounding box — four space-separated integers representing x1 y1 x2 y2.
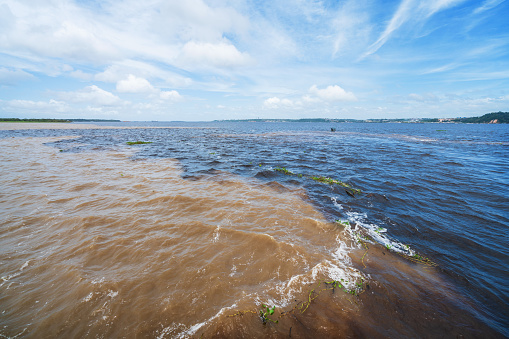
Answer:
157 302 238 339
343 211 418 257
333 194 418 258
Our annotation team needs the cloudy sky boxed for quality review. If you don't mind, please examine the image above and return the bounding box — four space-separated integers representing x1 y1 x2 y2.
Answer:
0 0 508 121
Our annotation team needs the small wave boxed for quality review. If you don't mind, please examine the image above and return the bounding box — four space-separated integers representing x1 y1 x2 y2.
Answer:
157 303 238 339
343 211 415 256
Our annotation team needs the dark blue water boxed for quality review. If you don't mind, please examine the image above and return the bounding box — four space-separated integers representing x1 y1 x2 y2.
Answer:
2 121 508 336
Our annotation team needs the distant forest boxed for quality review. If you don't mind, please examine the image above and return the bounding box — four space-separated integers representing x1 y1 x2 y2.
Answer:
0 118 121 123
216 112 509 124
0 118 71 123
452 111 508 123
1 112 507 124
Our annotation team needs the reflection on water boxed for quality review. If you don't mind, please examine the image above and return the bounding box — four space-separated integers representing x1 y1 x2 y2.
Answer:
0 136 502 338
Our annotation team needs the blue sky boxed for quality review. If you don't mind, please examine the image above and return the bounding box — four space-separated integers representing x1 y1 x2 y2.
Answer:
0 0 508 121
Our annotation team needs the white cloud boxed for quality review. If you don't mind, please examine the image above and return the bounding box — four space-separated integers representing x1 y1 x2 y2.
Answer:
0 67 35 85
421 0 466 17
116 75 154 93
56 85 122 106
362 0 467 58
308 85 357 102
363 0 414 58
115 74 182 101
263 84 357 109
473 0 505 14
155 0 249 42
95 65 130 83
69 70 93 81
1 2 120 63
95 61 192 87
263 97 296 109
3 99 69 113
160 90 181 101
0 0 251 73
264 97 281 107
0 0 505 122
177 40 252 70
332 0 371 57
421 62 462 74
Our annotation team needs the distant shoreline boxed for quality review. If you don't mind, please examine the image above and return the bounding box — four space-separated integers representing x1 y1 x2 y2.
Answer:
0 118 120 123
0 123 110 130
0 122 209 130
1 111 507 125
215 112 508 124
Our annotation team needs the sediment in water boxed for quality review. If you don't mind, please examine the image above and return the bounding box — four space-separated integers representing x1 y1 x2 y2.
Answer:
0 137 497 338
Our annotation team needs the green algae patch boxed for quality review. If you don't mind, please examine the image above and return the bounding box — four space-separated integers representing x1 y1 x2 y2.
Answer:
259 305 278 324
227 278 366 327
273 167 362 196
274 167 294 175
126 141 153 145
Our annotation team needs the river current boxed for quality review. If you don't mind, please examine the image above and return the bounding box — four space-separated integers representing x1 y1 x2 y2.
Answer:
0 122 507 338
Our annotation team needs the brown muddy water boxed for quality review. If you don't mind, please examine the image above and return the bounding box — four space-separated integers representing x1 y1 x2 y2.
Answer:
0 137 498 338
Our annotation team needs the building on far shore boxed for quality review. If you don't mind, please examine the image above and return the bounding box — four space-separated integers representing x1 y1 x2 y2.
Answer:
438 118 455 123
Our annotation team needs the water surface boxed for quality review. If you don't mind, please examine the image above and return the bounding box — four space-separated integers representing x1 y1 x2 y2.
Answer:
0 122 507 337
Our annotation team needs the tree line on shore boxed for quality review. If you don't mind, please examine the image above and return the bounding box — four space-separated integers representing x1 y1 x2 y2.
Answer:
216 112 509 123
449 111 508 123
1 112 507 124
0 118 121 123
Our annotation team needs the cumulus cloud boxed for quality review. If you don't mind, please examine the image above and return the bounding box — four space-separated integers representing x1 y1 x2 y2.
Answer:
263 84 357 109
95 62 192 87
115 74 182 101
1 3 120 63
56 85 122 106
160 90 181 101
177 40 252 70
308 85 357 102
263 97 298 109
0 0 251 75
95 65 129 83
1 0 503 122
116 75 154 93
